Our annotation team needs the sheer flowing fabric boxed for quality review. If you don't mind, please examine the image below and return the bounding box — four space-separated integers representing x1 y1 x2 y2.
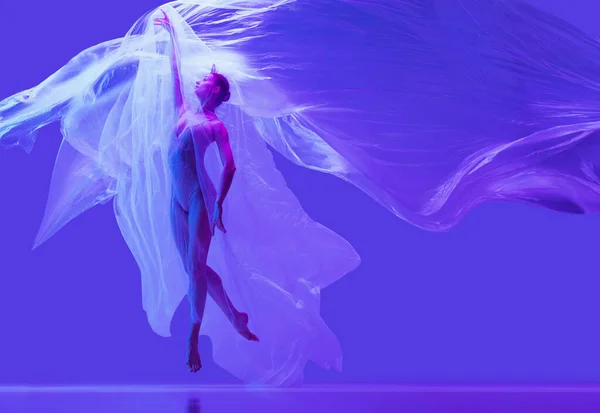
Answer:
2 0 600 384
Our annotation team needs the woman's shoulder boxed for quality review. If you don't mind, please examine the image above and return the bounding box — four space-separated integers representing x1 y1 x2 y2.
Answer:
204 117 228 139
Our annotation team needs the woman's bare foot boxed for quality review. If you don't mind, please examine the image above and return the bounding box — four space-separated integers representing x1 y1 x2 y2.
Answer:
234 312 259 342
187 341 202 373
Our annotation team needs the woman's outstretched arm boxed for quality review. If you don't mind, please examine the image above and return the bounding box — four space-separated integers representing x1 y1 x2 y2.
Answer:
155 10 185 112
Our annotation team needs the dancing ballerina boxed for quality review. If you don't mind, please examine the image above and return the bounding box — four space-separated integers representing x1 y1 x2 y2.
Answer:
156 10 259 372
4 0 600 385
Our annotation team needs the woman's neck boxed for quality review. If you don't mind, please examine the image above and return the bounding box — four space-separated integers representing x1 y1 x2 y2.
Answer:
202 110 217 121
201 101 217 115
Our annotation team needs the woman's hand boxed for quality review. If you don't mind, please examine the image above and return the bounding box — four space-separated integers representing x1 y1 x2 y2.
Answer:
212 202 226 235
154 9 173 31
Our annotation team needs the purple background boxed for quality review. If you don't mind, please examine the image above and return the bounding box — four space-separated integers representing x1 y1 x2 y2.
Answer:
1 0 600 386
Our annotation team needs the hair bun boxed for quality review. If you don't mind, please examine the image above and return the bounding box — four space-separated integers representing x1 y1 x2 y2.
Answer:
223 92 231 102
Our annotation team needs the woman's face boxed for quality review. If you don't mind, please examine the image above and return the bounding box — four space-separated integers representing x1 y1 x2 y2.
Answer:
195 73 217 102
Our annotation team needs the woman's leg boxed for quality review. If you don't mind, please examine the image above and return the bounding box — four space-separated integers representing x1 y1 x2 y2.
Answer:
170 197 190 264
185 191 211 372
204 266 258 341
171 197 257 343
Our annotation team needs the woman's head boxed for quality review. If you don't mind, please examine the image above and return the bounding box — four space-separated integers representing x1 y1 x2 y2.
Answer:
195 65 231 108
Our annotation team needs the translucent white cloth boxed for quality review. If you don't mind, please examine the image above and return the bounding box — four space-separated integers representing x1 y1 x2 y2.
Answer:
4 0 600 384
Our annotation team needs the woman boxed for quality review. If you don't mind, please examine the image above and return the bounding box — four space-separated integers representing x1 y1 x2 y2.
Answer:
156 11 258 373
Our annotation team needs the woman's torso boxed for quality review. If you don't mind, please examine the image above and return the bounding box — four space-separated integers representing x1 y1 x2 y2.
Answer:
168 111 218 211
